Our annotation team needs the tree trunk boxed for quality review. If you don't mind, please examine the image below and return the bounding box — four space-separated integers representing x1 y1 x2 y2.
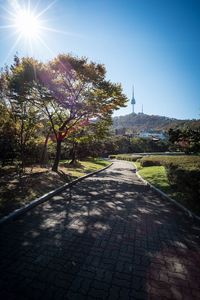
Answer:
69 142 77 165
52 139 62 172
70 150 77 165
40 132 50 166
20 117 25 173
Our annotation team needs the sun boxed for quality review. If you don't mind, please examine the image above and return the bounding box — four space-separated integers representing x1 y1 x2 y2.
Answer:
14 9 40 39
0 0 55 59
0 0 74 62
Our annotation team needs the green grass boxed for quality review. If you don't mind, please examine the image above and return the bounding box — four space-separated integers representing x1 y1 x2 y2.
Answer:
135 162 171 194
60 158 110 178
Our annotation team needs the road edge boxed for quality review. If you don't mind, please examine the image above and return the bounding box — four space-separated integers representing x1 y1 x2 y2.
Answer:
0 162 113 226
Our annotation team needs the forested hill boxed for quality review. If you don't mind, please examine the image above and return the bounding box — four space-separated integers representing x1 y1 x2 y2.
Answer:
112 113 200 132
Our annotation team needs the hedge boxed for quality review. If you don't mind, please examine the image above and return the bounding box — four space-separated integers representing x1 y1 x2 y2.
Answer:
140 155 200 169
109 154 143 162
166 164 200 211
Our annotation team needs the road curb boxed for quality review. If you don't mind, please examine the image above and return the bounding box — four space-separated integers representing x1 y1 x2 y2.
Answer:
0 163 113 226
133 163 200 222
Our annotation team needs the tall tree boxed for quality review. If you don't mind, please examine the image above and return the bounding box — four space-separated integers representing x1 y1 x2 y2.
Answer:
37 54 127 171
3 56 42 169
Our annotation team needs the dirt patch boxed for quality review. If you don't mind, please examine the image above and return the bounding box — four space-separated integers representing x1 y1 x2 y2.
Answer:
0 165 71 218
0 159 109 218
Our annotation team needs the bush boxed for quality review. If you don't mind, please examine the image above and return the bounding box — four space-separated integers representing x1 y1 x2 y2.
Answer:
109 154 143 162
109 155 116 159
140 157 162 167
139 155 174 167
140 155 200 168
166 164 200 211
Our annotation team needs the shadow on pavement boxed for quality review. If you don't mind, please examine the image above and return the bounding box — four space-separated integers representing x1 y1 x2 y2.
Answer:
0 162 200 300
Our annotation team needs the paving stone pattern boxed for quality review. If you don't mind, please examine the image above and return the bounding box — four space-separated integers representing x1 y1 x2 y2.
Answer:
0 160 200 300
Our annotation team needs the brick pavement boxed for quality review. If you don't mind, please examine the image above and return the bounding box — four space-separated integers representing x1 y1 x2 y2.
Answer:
0 160 200 300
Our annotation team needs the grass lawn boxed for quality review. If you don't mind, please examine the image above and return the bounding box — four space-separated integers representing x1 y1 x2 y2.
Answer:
134 162 171 194
60 158 110 178
0 158 110 218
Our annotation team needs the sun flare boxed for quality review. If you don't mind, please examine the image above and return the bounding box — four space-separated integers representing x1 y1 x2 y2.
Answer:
14 9 40 39
0 0 73 62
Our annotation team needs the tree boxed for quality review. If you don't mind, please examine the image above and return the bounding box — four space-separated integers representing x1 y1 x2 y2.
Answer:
66 118 113 162
1 56 43 170
168 127 200 153
36 54 127 171
130 137 169 153
0 100 18 166
0 54 127 171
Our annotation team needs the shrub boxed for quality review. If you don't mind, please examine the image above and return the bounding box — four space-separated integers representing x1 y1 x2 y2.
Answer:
109 155 116 159
109 154 143 162
140 157 162 167
140 155 200 168
166 164 200 211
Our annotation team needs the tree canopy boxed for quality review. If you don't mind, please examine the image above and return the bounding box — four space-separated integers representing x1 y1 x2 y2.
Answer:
0 54 127 171
169 128 200 154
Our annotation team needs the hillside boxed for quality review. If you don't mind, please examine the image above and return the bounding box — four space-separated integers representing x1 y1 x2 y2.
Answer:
112 113 200 132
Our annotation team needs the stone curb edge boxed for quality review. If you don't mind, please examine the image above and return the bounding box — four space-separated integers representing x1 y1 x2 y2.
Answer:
133 163 200 222
0 162 113 226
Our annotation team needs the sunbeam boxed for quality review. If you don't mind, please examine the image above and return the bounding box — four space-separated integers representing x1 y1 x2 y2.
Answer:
39 25 84 38
36 0 57 18
2 33 22 64
36 34 56 57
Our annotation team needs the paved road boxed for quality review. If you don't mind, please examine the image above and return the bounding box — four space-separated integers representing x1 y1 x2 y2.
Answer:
0 160 200 300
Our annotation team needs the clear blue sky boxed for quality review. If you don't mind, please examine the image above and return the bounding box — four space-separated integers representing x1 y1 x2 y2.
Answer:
0 0 200 119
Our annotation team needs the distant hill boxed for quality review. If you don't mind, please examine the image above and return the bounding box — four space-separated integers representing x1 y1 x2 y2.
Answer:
112 113 200 132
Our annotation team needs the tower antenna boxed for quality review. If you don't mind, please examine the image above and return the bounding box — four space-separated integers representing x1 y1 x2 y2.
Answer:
131 85 136 113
